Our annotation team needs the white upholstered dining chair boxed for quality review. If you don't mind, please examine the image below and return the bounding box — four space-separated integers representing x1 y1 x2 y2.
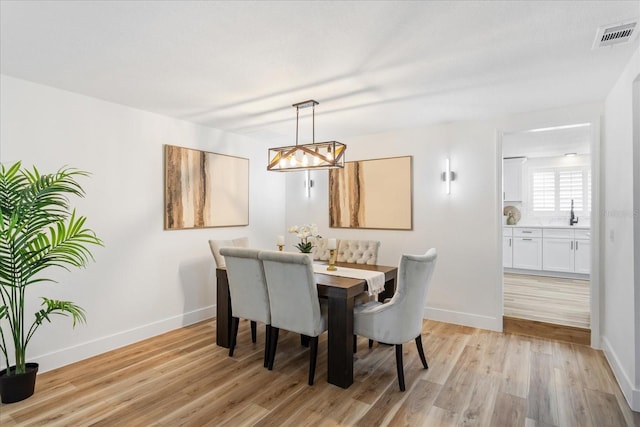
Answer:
258 250 328 385
337 239 381 304
354 248 437 391
208 237 249 268
219 247 271 367
311 238 336 261
337 240 380 265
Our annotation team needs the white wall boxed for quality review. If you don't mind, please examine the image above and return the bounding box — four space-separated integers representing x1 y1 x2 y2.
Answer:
602 46 640 411
284 102 602 332
0 75 285 373
0 70 619 395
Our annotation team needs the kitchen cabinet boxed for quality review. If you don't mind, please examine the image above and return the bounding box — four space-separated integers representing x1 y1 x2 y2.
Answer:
512 227 542 270
505 226 590 275
541 228 590 274
503 157 525 202
542 229 574 273
574 230 591 274
503 227 513 268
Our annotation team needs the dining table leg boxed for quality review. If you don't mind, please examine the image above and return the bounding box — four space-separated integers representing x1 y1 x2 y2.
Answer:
327 287 355 389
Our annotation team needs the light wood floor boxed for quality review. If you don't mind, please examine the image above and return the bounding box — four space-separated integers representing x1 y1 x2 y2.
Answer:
2 319 637 426
504 273 590 329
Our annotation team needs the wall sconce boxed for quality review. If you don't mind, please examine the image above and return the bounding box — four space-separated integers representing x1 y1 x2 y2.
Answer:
441 158 456 194
304 170 314 198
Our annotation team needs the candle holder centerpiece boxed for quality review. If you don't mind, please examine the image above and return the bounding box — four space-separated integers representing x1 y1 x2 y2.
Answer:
327 238 337 271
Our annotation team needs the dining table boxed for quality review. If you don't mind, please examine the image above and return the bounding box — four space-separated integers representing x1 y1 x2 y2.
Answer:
216 260 398 389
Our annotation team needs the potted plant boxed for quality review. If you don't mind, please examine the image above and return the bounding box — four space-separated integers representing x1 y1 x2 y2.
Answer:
287 223 322 253
0 161 102 403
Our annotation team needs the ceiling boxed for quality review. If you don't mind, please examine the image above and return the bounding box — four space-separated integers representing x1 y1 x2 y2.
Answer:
503 124 592 158
1 1 639 144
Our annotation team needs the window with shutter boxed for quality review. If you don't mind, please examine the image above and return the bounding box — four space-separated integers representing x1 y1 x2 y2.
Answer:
559 169 583 211
531 170 555 211
528 166 591 216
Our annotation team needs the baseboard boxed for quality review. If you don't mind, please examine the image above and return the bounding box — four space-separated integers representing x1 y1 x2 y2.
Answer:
29 305 216 374
424 307 502 332
601 336 640 411
503 316 590 345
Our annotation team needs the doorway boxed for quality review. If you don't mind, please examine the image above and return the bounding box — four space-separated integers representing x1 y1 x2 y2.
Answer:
501 124 593 344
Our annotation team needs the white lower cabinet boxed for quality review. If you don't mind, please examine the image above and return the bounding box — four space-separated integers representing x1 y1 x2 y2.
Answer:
513 237 542 270
542 238 575 272
506 226 590 275
541 228 590 274
574 238 591 274
503 237 513 268
542 228 575 273
503 228 513 268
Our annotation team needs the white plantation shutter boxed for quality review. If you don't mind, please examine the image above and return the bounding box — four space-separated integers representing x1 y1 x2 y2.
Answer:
532 170 555 211
529 165 591 216
558 169 583 211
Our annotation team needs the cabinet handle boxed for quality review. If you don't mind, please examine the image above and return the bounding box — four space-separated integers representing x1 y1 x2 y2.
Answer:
571 241 574 250
523 238 532 241
522 231 532 234
576 241 579 250
509 238 512 247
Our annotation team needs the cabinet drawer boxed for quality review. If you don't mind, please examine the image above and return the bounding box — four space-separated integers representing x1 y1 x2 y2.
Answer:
513 227 542 238
543 228 573 239
574 229 591 239
503 227 513 237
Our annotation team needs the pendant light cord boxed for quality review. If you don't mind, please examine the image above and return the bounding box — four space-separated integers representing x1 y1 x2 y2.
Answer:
295 106 299 146
312 104 315 143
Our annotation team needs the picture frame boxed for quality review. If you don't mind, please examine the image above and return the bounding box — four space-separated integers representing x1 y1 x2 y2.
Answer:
164 145 249 230
329 155 412 230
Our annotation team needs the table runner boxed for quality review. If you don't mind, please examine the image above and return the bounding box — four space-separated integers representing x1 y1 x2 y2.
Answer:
313 264 385 296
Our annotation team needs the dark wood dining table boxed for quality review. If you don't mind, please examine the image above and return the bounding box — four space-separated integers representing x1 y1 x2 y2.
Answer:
216 261 398 389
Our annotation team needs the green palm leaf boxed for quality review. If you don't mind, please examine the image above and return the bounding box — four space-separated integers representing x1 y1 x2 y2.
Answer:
0 161 102 375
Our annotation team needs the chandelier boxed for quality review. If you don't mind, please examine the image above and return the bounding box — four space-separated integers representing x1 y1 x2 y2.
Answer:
267 100 346 171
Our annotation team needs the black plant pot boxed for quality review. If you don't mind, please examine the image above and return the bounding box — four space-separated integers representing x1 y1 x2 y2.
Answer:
0 363 39 403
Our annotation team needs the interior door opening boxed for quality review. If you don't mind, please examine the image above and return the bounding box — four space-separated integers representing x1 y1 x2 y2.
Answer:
501 124 593 343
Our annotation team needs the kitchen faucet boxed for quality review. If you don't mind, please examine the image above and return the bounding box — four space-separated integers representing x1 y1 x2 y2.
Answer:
569 199 579 226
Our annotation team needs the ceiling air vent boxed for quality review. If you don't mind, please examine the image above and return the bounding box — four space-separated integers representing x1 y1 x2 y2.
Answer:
593 20 638 49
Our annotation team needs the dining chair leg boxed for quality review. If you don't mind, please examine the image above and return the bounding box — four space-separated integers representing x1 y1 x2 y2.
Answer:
264 325 272 368
309 336 319 386
251 321 257 343
415 335 429 369
301 334 310 347
395 344 406 391
229 317 240 357
369 339 374 349
268 327 279 371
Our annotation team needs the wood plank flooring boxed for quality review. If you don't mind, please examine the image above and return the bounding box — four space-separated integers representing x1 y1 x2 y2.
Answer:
2 319 637 426
504 273 590 329
503 316 590 346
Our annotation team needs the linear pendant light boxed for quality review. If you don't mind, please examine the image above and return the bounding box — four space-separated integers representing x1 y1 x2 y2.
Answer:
267 100 346 171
